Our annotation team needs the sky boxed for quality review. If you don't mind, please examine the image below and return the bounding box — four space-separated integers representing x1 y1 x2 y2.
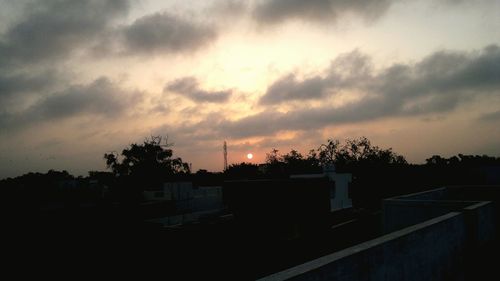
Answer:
0 0 499 178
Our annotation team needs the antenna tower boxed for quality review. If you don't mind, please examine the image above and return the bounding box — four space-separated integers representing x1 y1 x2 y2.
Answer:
223 140 228 171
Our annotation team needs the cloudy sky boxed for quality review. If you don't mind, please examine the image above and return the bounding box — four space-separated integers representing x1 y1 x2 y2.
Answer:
0 0 499 178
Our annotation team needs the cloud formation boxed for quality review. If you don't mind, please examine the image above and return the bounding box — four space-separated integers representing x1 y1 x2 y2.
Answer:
0 0 220 133
479 110 500 122
167 45 500 139
120 12 217 55
0 0 130 66
0 0 134 117
0 77 142 131
165 77 232 103
0 0 219 67
252 0 392 25
207 0 249 20
261 45 500 106
260 50 372 105
0 71 61 105
259 74 330 104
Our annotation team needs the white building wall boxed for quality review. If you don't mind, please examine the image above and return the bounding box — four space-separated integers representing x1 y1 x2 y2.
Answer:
291 169 353 211
327 173 353 211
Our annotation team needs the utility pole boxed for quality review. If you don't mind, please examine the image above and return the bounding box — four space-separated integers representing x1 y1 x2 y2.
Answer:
223 141 228 171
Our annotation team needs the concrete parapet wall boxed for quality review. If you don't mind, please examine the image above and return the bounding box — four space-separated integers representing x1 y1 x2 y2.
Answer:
259 212 467 281
260 186 498 281
463 201 496 247
384 186 500 235
445 185 500 201
383 199 476 233
389 187 447 200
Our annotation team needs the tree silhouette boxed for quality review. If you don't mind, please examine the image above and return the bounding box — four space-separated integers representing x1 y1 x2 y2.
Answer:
314 137 407 170
426 154 500 167
281 149 321 174
104 136 190 191
262 148 321 176
264 149 286 176
224 162 260 179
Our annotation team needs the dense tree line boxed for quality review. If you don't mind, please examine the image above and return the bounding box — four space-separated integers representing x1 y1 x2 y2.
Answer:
425 154 500 167
1 136 192 207
224 137 500 209
2 136 500 210
225 137 407 179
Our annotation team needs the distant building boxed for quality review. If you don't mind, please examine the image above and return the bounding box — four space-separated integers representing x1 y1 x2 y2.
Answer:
290 166 352 211
143 182 224 227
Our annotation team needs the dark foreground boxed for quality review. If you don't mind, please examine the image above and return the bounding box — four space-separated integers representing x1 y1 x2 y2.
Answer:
6 206 381 280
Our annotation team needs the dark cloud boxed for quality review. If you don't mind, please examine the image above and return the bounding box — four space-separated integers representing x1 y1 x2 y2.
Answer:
251 0 479 26
479 110 500 122
172 45 500 139
252 0 392 25
165 77 231 103
0 71 61 104
0 0 219 65
219 111 284 138
215 103 389 138
259 74 330 104
31 77 139 119
121 13 217 54
0 77 142 131
260 50 372 105
260 45 500 109
208 0 249 18
0 0 130 66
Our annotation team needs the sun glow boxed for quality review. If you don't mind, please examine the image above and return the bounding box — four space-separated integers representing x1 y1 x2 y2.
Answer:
247 153 253 160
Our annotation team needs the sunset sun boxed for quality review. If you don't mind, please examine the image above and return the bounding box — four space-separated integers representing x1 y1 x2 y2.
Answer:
247 153 253 160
